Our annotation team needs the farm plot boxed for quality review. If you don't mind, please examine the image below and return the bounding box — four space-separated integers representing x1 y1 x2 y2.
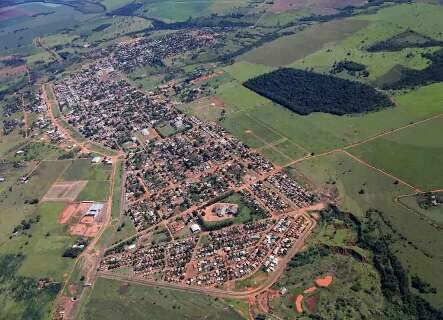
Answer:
348 116 443 191
290 3 443 83
239 19 368 66
0 160 69 244
76 180 110 202
78 277 244 320
61 159 112 181
42 180 88 202
219 81 443 154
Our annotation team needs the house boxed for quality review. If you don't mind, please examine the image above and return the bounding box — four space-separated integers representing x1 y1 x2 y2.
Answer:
190 223 201 233
91 156 102 164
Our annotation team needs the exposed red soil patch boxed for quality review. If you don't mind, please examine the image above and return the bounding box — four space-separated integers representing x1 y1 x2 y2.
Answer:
304 286 317 294
295 294 304 313
191 70 224 84
315 275 333 287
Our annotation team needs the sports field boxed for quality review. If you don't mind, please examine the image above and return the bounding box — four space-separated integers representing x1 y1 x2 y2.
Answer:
78 277 245 320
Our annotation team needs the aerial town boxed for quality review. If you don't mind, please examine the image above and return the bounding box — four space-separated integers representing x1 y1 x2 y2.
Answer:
51 41 320 289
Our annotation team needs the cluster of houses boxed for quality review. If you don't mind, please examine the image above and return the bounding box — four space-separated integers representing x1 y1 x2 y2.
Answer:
100 213 312 288
110 30 222 72
49 39 320 289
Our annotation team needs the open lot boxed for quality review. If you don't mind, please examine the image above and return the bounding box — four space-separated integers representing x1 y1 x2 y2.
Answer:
78 277 244 320
76 180 110 202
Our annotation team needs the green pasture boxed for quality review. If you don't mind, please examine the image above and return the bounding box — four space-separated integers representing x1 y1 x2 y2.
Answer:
76 180 110 202
11 142 64 161
223 61 274 82
218 82 443 154
0 2 97 55
61 159 112 182
78 277 245 320
239 19 369 66
290 3 443 83
221 111 282 148
398 193 443 225
0 160 69 244
0 202 76 282
348 116 443 191
138 0 250 22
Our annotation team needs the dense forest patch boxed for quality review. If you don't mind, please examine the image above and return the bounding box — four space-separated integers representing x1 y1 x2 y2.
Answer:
384 48 443 89
367 30 443 52
244 68 392 115
330 60 369 77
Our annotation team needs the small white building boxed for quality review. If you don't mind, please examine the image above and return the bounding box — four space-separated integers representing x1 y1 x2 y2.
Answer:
141 128 150 136
190 223 201 233
86 203 104 218
91 156 102 164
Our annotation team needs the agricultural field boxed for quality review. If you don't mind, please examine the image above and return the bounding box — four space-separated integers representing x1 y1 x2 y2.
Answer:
78 277 245 320
398 192 443 225
0 160 70 244
290 3 443 84
239 19 369 66
348 116 443 191
0 2 97 56
61 159 112 182
76 180 110 202
217 81 443 154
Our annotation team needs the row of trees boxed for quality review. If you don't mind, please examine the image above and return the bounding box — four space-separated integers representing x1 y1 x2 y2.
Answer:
244 68 392 116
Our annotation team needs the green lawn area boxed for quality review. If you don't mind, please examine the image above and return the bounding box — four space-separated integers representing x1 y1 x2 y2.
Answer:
76 180 110 202
348 116 443 191
78 277 245 320
61 159 112 181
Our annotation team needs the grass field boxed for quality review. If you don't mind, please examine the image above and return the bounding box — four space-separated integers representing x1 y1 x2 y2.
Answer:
78 277 245 320
61 159 112 182
290 3 443 83
0 160 70 244
76 180 110 202
218 81 443 155
398 193 443 225
0 202 77 281
0 2 96 56
136 0 250 22
239 19 369 66
348 116 443 191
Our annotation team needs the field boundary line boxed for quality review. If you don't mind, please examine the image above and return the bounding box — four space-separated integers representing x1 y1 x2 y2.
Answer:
244 111 311 154
344 112 443 150
341 150 420 192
